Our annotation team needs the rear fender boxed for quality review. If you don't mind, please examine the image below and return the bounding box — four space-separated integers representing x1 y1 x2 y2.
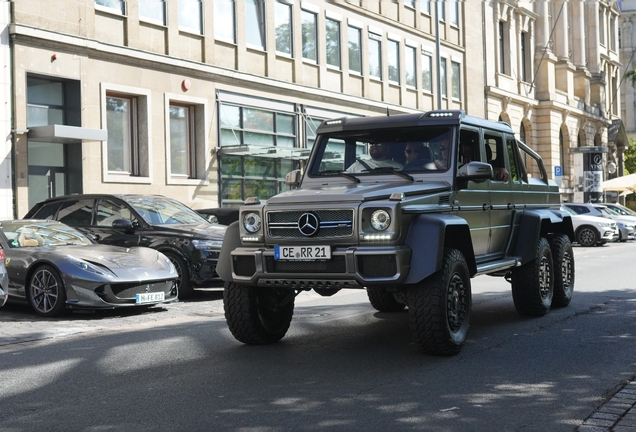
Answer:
404 214 476 284
510 210 574 265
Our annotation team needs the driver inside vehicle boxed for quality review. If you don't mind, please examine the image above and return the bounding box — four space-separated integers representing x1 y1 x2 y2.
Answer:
346 142 403 173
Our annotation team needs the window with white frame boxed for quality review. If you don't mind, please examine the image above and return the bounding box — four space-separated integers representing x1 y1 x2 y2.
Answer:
610 15 616 51
275 1 292 55
439 0 445 21
301 10 318 61
405 0 415 8
138 0 164 24
326 18 341 68
520 31 528 82
169 103 196 177
388 39 400 84
214 0 235 42
599 9 605 46
449 0 458 26
178 0 202 34
420 0 430 14
451 61 460 99
246 0 266 49
348 26 362 73
405 45 416 88
422 50 432 92
95 0 125 14
440 57 447 97
102 85 151 182
369 32 382 79
498 21 508 74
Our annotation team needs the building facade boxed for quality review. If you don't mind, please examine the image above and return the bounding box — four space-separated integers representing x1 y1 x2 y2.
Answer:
0 0 625 218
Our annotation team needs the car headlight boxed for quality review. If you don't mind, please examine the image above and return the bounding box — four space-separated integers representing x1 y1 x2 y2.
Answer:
370 209 391 231
243 212 262 233
596 221 612 228
67 256 114 277
192 239 223 250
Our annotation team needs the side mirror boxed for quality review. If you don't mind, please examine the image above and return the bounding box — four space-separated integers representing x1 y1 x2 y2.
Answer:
457 161 493 184
112 218 134 230
284 169 302 189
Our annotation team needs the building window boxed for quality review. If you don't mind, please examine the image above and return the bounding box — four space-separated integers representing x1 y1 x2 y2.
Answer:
599 9 605 46
214 0 235 42
499 21 506 74
440 57 447 97
95 0 125 14
451 61 460 99
420 0 430 14
449 0 459 26
405 0 415 8
275 1 292 55
348 26 362 74
169 103 196 177
326 18 341 68
388 40 399 84
439 0 445 22
178 0 202 34
610 15 616 51
106 94 139 175
405 45 416 88
138 0 164 24
422 51 432 92
520 123 526 143
218 103 298 205
246 0 266 49
301 10 317 61
520 31 528 82
369 33 382 79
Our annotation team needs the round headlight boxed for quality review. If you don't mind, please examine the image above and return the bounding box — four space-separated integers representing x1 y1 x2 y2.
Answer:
370 209 391 231
243 212 262 233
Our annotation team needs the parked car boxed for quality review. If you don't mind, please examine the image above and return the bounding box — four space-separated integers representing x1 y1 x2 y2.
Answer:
24 194 227 298
0 220 178 317
559 205 617 246
604 202 636 217
0 250 8 308
563 203 636 242
196 208 240 226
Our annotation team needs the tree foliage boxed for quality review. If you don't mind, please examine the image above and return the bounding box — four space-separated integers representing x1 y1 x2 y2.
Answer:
624 138 636 175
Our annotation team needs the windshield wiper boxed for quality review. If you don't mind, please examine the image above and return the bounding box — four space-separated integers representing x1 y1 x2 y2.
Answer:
318 170 360 183
365 167 414 181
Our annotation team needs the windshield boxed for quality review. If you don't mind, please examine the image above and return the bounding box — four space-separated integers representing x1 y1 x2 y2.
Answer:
1 221 93 248
126 196 209 225
560 205 578 216
309 126 452 176
608 204 636 216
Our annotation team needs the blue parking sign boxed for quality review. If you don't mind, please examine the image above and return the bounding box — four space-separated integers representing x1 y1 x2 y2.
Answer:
554 166 562 177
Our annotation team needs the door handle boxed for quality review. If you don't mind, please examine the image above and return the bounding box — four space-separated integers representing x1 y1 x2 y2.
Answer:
507 203 515 210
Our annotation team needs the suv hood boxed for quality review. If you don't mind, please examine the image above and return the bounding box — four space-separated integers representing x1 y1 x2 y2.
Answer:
148 222 227 239
267 181 451 205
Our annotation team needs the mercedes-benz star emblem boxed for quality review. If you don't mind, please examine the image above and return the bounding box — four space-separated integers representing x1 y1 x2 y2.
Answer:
298 212 320 237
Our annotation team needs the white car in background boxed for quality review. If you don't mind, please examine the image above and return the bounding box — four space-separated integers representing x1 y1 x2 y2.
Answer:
560 205 618 247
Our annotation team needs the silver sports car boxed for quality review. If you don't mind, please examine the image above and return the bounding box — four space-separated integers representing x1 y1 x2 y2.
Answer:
0 220 178 317
0 251 7 308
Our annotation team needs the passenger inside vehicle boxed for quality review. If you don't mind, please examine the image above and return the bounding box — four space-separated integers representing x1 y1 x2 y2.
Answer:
346 142 404 173
403 142 435 171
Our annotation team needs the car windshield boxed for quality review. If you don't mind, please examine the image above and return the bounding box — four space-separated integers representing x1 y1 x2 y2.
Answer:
309 126 452 177
125 196 209 225
609 205 636 216
560 205 578 216
0 221 93 248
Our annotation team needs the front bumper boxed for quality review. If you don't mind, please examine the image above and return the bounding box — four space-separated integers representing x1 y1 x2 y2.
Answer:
66 279 179 309
229 245 412 288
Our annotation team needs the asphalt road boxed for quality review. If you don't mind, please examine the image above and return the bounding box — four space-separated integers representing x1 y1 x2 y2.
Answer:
0 242 635 431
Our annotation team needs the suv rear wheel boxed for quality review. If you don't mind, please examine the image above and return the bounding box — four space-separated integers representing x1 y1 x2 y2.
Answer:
550 234 574 308
511 237 553 316
407 248 471 356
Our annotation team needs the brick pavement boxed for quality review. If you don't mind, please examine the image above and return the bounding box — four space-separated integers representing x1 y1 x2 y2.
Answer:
578 381 636 432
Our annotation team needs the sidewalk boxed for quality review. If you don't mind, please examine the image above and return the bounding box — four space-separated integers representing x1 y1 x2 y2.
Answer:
578 380 636 431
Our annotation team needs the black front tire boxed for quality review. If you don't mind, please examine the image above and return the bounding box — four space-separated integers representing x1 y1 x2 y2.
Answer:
164 252 193 299
511 237 553 316
407 248 471 356
367 287 406 312
550 234 574 308
223 282 295 344
27 265 67 317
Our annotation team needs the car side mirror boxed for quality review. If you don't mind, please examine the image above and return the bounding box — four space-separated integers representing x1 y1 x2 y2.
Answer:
284 169 302 189
112 218 134 230
457 161 493 185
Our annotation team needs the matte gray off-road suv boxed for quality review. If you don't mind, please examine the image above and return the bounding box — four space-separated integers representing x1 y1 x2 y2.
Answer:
217 110 575 355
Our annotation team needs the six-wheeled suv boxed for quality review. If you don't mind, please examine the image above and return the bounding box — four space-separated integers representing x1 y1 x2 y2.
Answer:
217 110 575 355
25 194 226 298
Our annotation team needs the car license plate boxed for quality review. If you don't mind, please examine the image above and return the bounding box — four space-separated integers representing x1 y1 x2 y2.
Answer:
274 245 331 260
136 292 165 304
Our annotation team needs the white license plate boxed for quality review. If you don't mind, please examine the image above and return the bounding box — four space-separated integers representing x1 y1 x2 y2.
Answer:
274 245 331 261
136 292 165 304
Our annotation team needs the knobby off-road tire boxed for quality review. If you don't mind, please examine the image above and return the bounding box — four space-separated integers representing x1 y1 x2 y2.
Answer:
407 248 471 356
223 282 295 344
367 287 406 312
164 252 193 299
27 265 67 317
549 234 575 308
511 237 554 316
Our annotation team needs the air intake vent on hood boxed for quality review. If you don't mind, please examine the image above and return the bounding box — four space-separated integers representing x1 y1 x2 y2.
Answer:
438 195 450 205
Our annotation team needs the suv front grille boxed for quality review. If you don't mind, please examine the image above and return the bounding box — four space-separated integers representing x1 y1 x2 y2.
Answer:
267 210 354 239
265 256 346 273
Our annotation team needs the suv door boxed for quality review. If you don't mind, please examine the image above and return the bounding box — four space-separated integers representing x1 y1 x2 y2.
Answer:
91 198 142 247
484 131 513 256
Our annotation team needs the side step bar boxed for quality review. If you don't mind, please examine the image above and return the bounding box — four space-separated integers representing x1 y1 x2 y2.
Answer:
475 258 520 276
